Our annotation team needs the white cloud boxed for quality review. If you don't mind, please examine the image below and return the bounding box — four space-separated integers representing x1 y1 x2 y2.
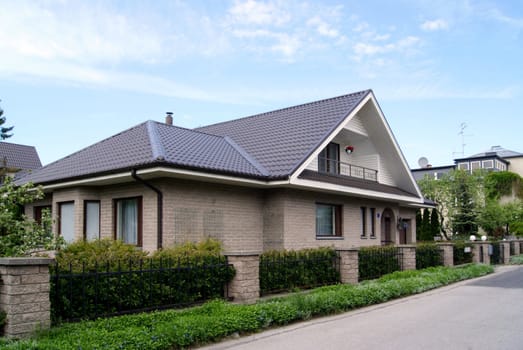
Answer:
307 16 339 38
421 19 449 31
353 36 420 57
228 0 290 26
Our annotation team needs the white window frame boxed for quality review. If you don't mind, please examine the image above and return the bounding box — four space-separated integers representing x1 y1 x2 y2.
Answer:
59 201 75 243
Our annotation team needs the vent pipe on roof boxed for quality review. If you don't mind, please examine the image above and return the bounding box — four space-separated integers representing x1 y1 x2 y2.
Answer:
165 112 173 125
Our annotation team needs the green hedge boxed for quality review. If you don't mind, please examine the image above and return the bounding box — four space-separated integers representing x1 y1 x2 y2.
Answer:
416 243 443 269
3 264 493 350
51 239 235 324
259 247 339 295
358 246 401 281
452 241 473 265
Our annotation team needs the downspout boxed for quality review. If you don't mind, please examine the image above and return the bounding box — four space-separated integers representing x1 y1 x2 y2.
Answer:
131 169 163 250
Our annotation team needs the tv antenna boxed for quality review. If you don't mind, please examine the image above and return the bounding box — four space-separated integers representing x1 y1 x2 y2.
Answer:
453 122 472 157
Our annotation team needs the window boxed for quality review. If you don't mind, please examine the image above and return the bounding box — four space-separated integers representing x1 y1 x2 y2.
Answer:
84 201 100 241
114 197 142 246
370 208 376 238
360 207 367 237
318 142 340 175
458 162 469 170
483 160 494 169
470 161 480 171
34 205 52 225
316 203 342 237
59 202 75 243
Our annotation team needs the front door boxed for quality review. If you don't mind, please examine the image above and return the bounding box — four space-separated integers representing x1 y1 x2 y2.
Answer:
384 217 391 244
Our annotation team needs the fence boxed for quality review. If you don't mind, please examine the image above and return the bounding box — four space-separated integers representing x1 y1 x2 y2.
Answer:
50 257 234 323
416 244 444 269
259 250 340 295
358 247 403 282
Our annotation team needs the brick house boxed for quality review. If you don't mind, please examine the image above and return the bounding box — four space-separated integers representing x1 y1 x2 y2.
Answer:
17 90 428 254
0 141 42 181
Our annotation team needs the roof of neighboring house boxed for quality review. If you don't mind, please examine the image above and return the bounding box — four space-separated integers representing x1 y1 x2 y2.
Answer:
17 90 371 185
0 142 42 170
463 145 522 159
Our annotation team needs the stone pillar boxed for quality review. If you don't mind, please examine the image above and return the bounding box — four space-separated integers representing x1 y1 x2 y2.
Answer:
226 254 260 303
512 241 520 256
398 245 416 270
337 249 359 284
471 242 490 264
500 242 510 264
437 243 454 267
0 257 54 338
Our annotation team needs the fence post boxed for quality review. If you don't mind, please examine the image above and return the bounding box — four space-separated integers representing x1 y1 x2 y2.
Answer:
226 253 260 303
336 249 359 284
0 257 54 338
437 243 454 267
471 242 490 264
398 245 416 270
512 240 521 256
500 241 510 264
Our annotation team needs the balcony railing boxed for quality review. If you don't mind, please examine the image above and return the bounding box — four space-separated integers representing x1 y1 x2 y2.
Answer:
318 157 378 182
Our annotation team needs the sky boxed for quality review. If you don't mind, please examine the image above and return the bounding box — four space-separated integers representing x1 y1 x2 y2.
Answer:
0 0 522 169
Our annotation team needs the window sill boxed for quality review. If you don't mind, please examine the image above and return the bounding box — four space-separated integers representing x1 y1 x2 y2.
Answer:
316 236 344 240
370 236 377 239
360 236 367 239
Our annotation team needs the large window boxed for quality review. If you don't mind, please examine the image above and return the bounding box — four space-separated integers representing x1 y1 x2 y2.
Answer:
318 142 340 175
84 200 100 241
370 208 376 238
114 197 142 246
59 202 75 243
360 207 367 237
316 203 342 237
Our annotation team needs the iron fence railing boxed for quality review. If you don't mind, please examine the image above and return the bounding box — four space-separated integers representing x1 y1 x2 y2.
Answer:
358 247 403 282
51 257 234 323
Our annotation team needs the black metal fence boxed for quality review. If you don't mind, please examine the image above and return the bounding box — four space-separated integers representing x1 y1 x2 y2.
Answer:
358 247 403 282
490 243 503 265
50 257 234 324
416 244 444 269
259 251 340 295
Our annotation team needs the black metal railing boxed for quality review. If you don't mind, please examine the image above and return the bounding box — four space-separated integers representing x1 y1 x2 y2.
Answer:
259 253 340 295
490 243 503 265
358 247 403 282
50 257 234 323
318 157 378 181
416 245 444 269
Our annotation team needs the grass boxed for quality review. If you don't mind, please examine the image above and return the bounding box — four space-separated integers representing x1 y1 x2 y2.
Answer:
0 264 493 350
509 254 523 265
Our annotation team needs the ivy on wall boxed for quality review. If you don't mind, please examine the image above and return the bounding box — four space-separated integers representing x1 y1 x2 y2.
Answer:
485 171 522 200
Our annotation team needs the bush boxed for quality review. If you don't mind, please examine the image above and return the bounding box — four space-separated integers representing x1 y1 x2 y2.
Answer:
259 247 339 295
51 239 235 324
509 254 523 265
4 264 493 350
358 246 401 281
452 241 473 265
416 243 443 269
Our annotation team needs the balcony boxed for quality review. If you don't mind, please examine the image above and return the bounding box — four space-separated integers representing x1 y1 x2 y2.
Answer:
318 157 378 182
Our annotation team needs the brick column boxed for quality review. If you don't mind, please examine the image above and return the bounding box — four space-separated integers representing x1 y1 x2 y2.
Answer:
512 241 521 256
437 243 454 267
337 249 358 284
471 242 490 264
500 242 510 264
226 254 260 303
0 257 54 338
398 245 416 270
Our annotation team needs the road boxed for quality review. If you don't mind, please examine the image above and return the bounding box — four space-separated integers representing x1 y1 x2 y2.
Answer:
202 266 523 350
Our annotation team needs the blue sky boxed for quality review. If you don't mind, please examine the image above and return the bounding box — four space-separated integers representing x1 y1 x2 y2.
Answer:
0 0 521 168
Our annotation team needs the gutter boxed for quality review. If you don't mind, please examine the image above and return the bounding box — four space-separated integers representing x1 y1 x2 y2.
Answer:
131 169 163 250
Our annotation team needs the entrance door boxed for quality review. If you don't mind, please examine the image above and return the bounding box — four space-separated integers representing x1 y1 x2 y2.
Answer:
399 225 407 244
381 208 395 245
384 217 391 244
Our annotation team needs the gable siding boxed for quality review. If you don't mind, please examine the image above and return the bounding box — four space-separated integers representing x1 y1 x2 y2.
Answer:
344 113 368 136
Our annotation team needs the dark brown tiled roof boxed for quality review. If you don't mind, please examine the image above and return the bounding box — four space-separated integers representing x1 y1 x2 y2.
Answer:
298 170 419 198
0 142 41 170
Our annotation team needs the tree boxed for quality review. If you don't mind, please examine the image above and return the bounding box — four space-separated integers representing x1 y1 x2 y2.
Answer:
0 100 14 140
430 209 441 238
420 209 432 241
0 176 63 256
415 209 422 241
452 171 478 235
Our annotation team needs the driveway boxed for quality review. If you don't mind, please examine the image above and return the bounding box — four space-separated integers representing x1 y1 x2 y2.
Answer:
202 266 523 350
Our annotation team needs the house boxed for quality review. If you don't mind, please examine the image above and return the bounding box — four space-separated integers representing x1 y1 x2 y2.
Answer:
411 146 523 181
0 141 42 181
17 90 428 253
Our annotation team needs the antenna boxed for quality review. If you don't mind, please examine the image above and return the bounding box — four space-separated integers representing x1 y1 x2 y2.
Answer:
453 122 472 158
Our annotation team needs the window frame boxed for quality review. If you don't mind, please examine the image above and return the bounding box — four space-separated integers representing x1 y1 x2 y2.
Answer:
370 207 376 238
318 142 340 175
360 206 367 238
84 200 101 241
315 203 342 238
458 162 469 170
58 201 75 243
113 196 143 247
34 205 52 225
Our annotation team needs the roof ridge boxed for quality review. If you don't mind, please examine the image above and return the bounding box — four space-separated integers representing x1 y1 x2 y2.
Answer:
223 136 269 176
151 120 232 140
197 90 372 130
146 121 166 161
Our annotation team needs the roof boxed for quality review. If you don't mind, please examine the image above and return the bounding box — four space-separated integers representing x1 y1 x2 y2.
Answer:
18 90 371 185
0 142 42 170
465 145 522 159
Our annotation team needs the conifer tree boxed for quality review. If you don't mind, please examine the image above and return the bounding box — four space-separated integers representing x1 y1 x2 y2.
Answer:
430 209 441 239
0 100 14 140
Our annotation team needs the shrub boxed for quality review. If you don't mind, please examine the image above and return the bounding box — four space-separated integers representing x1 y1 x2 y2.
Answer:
452 241 473 265
358 246 401 281
509 254 523 265
259 247 339 295
416 243 443 269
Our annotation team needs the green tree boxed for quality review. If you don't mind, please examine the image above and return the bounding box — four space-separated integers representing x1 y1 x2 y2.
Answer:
420 209 431 241
0 100 14 140
452 171 478 235
430 208 441 238
415 209 422 241
0 176 62 256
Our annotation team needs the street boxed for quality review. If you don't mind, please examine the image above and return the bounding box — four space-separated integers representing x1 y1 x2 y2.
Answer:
202 266 523 350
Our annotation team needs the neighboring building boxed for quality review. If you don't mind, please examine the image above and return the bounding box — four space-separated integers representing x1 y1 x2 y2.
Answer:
0 141 42 180
412 146 523 181
17 90 428 253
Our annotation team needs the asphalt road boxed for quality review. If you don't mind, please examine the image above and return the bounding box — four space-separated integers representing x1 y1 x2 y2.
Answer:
202 266 523 350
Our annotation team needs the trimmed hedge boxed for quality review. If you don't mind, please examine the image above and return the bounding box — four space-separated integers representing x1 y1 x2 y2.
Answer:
416 243 443 269
2 264 493 350
452 241 473 265
358 246 401 281
259 247 339 295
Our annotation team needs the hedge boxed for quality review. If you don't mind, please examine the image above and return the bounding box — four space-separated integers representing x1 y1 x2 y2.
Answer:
358 246 401 281
416 243 443 269
452 241 473 265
